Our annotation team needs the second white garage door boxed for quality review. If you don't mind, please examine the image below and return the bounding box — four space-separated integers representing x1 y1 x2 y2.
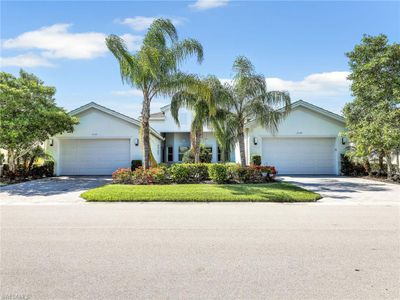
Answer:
59 139 131 175
262 137 336 175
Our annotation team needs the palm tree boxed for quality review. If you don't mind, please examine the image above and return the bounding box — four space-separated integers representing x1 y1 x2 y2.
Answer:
223 56 291 167
106 19 204 169
170 76 219 163
211 112 237 162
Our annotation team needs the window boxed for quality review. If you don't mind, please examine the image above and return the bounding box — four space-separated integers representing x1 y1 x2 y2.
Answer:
179 146 189 161
167 147 173 162
217 147 221 162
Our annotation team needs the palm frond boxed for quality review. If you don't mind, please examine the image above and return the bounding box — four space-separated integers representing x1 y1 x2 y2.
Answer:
173 38 204 65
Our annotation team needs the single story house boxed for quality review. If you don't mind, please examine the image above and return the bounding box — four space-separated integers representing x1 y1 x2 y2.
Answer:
46 100 347 176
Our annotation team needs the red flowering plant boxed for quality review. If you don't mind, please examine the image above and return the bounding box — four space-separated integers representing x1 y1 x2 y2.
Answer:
132 167 169 185
112 168 133 184
249 165 277 175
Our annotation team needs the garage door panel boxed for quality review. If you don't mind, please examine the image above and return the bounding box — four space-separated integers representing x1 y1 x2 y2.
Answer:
59 139 131 175
262 138 336 175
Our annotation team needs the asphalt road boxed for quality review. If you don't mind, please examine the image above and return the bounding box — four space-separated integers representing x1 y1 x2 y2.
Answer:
1 203 399 299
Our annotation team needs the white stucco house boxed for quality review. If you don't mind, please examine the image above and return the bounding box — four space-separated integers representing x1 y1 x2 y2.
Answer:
46 100 347 176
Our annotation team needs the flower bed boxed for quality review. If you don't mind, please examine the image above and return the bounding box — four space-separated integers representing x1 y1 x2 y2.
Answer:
112 163 277 185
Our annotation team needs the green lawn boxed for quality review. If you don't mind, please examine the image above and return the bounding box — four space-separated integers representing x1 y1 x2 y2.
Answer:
81 182 321 202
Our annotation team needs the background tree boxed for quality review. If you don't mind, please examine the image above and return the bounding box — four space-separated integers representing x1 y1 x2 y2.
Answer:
106 18 205 169
343 34 400 178
0 70 77 172
222 56 291 167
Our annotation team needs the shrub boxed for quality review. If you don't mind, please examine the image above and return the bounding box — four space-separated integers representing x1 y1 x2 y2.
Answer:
132 167 169 184
227 164 276 183
169 164 191 183
182 146 212 163
182 150 195 163
340 154 367 176
251 155 261 166
199 146 212 163
29 161 54 178
208 164 229 183
169 163 209 183
131 160 142 170
112 168 133 184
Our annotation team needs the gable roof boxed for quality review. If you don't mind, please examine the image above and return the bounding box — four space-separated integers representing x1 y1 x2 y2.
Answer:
149 104 171 120
149 99 345 125
245 99 345 128
69 102 164 140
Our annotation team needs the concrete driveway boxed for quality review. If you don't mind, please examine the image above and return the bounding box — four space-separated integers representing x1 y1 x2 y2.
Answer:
0 176 111 204
281 176 400 206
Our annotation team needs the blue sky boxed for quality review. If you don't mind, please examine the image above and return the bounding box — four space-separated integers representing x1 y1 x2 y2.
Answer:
1 0 399 116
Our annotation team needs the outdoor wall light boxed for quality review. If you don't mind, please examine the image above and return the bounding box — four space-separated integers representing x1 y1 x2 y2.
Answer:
253 137 258 145
134 138 139 146
341 137 346 145
49 139 54 146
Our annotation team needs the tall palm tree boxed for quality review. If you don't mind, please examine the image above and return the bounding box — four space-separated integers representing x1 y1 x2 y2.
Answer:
170 76 219 163
223 56 291 167
106 18 205 169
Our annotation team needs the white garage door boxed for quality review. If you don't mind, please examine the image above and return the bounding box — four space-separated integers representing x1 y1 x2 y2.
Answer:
59 139 131 175
262 138 336 175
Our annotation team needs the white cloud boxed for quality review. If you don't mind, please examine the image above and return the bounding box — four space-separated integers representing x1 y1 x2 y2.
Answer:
189 0 229 10
118 16 156 31
3 24 107 60
0 53 53 67
266 71 350 98
117 16 185 31
120 34 143 51
1 24 144 67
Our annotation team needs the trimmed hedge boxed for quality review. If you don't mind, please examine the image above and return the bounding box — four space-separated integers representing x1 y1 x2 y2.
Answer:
208 164 229 183
169 163 209 183
112 163 277 185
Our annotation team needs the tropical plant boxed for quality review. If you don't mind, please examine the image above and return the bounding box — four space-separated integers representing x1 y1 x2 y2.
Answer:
171 76 223 163
106 18 205 169
0 70 77 173
182 144 212 163
219 56 291 166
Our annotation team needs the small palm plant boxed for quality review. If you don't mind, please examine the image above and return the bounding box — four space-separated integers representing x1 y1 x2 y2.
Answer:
223 56 291 166
171 76 220 163
106 18 205 169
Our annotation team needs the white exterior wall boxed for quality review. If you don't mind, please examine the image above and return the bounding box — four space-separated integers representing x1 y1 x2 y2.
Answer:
46 108 162 175
239 106 346 174
150 106 213 133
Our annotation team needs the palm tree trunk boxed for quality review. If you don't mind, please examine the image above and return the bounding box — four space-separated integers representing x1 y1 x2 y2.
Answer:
238 126 246 167
194 128 202 163
141 93 151 170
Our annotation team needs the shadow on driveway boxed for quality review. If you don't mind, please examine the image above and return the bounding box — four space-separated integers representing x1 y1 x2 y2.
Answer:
1 176 111 197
